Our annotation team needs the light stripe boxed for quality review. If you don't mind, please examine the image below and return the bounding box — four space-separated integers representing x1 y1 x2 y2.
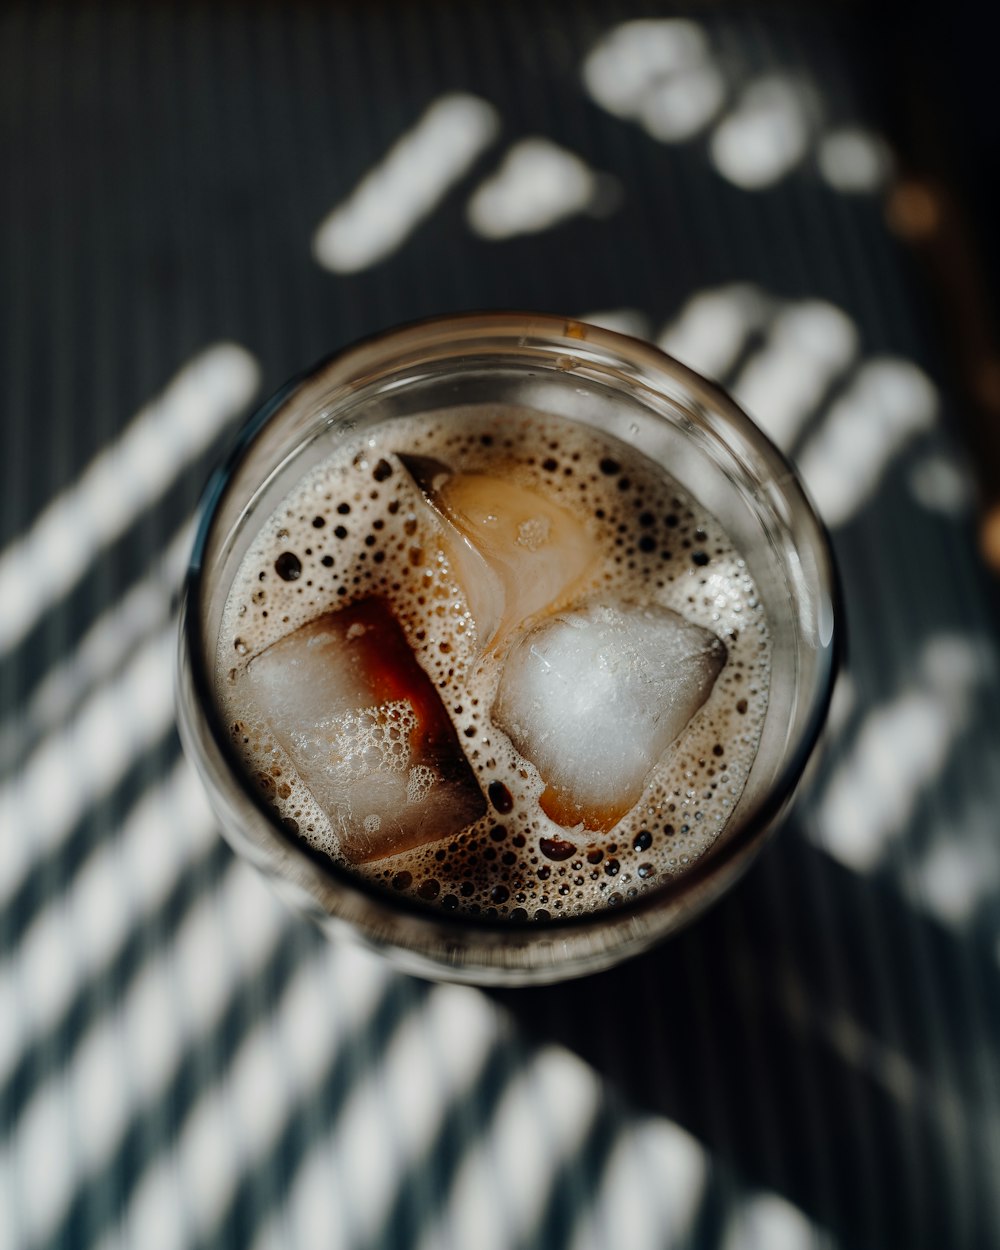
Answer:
0 625 177 908
467 139 619 240
0 758 214 1087
658 284 770 381
313 94 499 273
249 979 494 1250
817 127 893 194
3 861 291 1248
827 671 858 739
912 796 1000 926
709 75 814 191
811 635 986 872
7 1076 78 1250
583 20 725 146
120 942 392 1250
415 1046 599 1250
731 300 859 451
351 985 497 1249
582 20 711 120
796 357 938 527
0 344 258 654
907 453 974 517
722 1192 825 1250
640 62 726 143
98 1165 189 1250
0 1146 21 1250
7 520 193 757
570 1119 706 1250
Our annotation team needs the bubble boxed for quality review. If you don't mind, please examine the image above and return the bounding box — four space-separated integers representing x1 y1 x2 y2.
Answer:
539 837 576 862
488 781 514 813
275 552 302 581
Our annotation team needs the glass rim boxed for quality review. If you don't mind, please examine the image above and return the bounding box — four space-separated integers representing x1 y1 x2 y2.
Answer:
180 310 841 959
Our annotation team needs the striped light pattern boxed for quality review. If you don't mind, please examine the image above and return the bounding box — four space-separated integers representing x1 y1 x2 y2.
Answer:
3 6 1000 1250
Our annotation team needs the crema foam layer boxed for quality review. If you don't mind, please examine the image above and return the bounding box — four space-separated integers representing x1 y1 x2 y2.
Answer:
217 405 770 921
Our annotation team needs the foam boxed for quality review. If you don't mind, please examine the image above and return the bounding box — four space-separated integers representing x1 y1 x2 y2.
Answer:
217 405 771 920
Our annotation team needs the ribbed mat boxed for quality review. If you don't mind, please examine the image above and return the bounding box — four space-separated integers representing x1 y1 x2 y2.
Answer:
3 4 1000 1248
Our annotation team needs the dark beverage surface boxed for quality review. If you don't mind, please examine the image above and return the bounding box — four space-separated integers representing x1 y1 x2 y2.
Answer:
219 405 770 919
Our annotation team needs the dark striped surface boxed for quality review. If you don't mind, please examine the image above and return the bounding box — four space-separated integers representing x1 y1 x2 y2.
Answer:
3 4 1000 1248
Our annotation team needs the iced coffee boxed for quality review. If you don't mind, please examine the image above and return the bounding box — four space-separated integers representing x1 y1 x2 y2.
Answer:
217 406 769 921
177 314 836 982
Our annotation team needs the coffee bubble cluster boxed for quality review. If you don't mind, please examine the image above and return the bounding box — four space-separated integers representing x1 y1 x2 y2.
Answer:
218 406 771 921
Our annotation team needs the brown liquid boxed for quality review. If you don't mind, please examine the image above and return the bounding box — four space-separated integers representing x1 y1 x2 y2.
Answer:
218 405 771 920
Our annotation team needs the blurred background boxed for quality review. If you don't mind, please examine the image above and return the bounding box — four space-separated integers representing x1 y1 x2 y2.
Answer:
2 2 1000 1248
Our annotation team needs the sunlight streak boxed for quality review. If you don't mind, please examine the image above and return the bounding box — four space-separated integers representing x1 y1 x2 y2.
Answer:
0 345 258 655
415 1046 599 1250
796 358 938 527
916 833 1000 927
569 1119 706 1250
5 520 194 761
907 454 974 517
817 127 893 194
4 866 294 1248
136 943 393 1250
811 636 988 872
0 626 177 909
709 76 815 190
0 757 214 1088
722 1192 825 1250
313 94 499 273
731 300 859 450
658 284 770 381
582 19 723 143
467 139 620 240
911 792 1000 926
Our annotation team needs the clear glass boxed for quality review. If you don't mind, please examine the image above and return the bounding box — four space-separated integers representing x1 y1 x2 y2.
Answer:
176 313 839 985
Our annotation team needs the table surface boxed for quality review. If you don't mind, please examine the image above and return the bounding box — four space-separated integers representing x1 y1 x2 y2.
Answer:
3 4 1000 1249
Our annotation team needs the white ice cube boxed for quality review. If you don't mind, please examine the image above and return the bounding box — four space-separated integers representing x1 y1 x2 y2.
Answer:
492 602 726 831
245 598 485 862
397 456 598 651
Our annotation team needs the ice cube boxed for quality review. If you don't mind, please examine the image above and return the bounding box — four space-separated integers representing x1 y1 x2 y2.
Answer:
398 455 597 651
492 603 726 832
245 598 486 862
